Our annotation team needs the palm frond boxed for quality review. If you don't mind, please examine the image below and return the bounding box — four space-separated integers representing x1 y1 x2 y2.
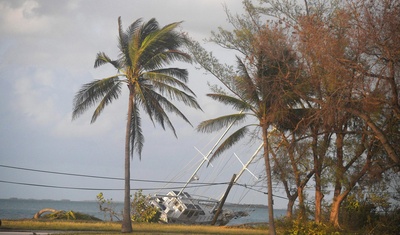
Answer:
132 82 155 124
206 93 251 111
146 91 178 137
72 76 122 121
138 22 191 69
149 89 194 127
125 17 143 39
151 80 201 110
211 126 250 161
130 103 144 159
136 85 179 137
118 16 128 56
126 18 159 68
197 113 247 133
143 50 191 71
118 17 142 67
94 52 122 70
235 57 259 103
145 67 190 85
91 81 122 123
140 21 180 50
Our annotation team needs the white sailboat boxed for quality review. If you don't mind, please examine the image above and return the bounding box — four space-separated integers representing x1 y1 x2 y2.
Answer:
149 114 263 225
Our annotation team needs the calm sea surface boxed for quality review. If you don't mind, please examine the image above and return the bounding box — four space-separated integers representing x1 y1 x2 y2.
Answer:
0 198 286 225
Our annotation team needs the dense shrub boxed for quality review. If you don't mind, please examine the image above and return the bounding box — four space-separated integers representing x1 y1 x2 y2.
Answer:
42 210 102 221
131 190 160 223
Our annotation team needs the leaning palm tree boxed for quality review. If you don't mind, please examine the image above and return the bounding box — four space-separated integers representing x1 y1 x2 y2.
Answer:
72 17 201 233
195 27 302 235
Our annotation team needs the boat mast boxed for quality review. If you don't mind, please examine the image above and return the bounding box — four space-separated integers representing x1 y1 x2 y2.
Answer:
217 143 263 202
177 111 243 196
215 128 276 203
233 143 263 183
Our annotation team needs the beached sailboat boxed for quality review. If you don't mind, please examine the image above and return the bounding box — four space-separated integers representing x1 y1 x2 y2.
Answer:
149 116 263 225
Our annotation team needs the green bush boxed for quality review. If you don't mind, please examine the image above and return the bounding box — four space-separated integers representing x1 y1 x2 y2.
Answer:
96 192 121 221
363 207 400 235
282 220 339 235
131 190 160 223
42 210 102 221
340 195 377 231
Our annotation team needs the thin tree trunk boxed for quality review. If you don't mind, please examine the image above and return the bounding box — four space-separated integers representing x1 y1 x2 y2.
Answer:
286 197 295 218
312 128 326 223
298 169 315 220
262 124 276 235
315 183 323 223
269 137 294 219
329 148 372 228
297 186 306 220
121 91 134 233
331 131 344 227
329 193 346 228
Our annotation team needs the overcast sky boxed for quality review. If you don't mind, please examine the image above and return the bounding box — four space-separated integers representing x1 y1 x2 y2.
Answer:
0 0 288 208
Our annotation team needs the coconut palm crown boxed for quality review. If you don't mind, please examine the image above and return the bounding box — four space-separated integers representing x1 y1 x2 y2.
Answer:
72 17 201 232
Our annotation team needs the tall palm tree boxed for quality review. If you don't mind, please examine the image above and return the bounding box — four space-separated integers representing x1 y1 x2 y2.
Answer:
72 17 201 233
196 28 301 235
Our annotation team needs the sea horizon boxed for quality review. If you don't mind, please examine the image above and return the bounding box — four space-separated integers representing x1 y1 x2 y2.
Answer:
0 197 277 209
0 198 287 224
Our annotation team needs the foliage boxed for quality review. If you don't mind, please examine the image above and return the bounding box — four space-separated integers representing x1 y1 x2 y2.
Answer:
366 207 400 235
41 210 101 221
340 194 400 234
283 220 339 235
188 0 400 230
96 192 121 221
131 190 160 223
277 217 339 235
340 194 377 231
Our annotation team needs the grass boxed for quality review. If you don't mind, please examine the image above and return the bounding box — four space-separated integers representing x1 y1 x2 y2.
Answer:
0 219 269 234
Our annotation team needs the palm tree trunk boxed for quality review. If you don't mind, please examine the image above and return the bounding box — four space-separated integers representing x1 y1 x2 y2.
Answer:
121 91 134 233
262 124 276 235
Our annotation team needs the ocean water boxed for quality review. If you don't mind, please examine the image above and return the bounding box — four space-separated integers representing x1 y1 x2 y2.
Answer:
0 199 114 221
0 198 286 225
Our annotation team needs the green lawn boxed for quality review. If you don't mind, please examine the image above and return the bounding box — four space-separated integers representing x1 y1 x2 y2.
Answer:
0 220 269 234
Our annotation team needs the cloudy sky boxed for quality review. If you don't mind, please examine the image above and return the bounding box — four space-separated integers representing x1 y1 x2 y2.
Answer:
0 0 287 208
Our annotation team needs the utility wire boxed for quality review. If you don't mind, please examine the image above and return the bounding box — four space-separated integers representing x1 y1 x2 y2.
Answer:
0 164 222 185
0 164 296 196
0 179 227 191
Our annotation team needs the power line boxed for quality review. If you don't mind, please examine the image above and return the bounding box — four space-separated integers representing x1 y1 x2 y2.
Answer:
0 164 224 185
0 164 293 201
0 179 227 191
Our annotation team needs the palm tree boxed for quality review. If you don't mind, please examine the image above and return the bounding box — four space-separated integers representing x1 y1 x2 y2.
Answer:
196 28 301 235
72 17 201 233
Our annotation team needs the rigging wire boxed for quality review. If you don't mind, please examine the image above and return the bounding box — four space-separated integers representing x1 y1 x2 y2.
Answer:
235 183 289 200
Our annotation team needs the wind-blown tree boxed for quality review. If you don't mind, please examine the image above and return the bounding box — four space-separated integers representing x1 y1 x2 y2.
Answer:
72 17 201 233
189 3 303 230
